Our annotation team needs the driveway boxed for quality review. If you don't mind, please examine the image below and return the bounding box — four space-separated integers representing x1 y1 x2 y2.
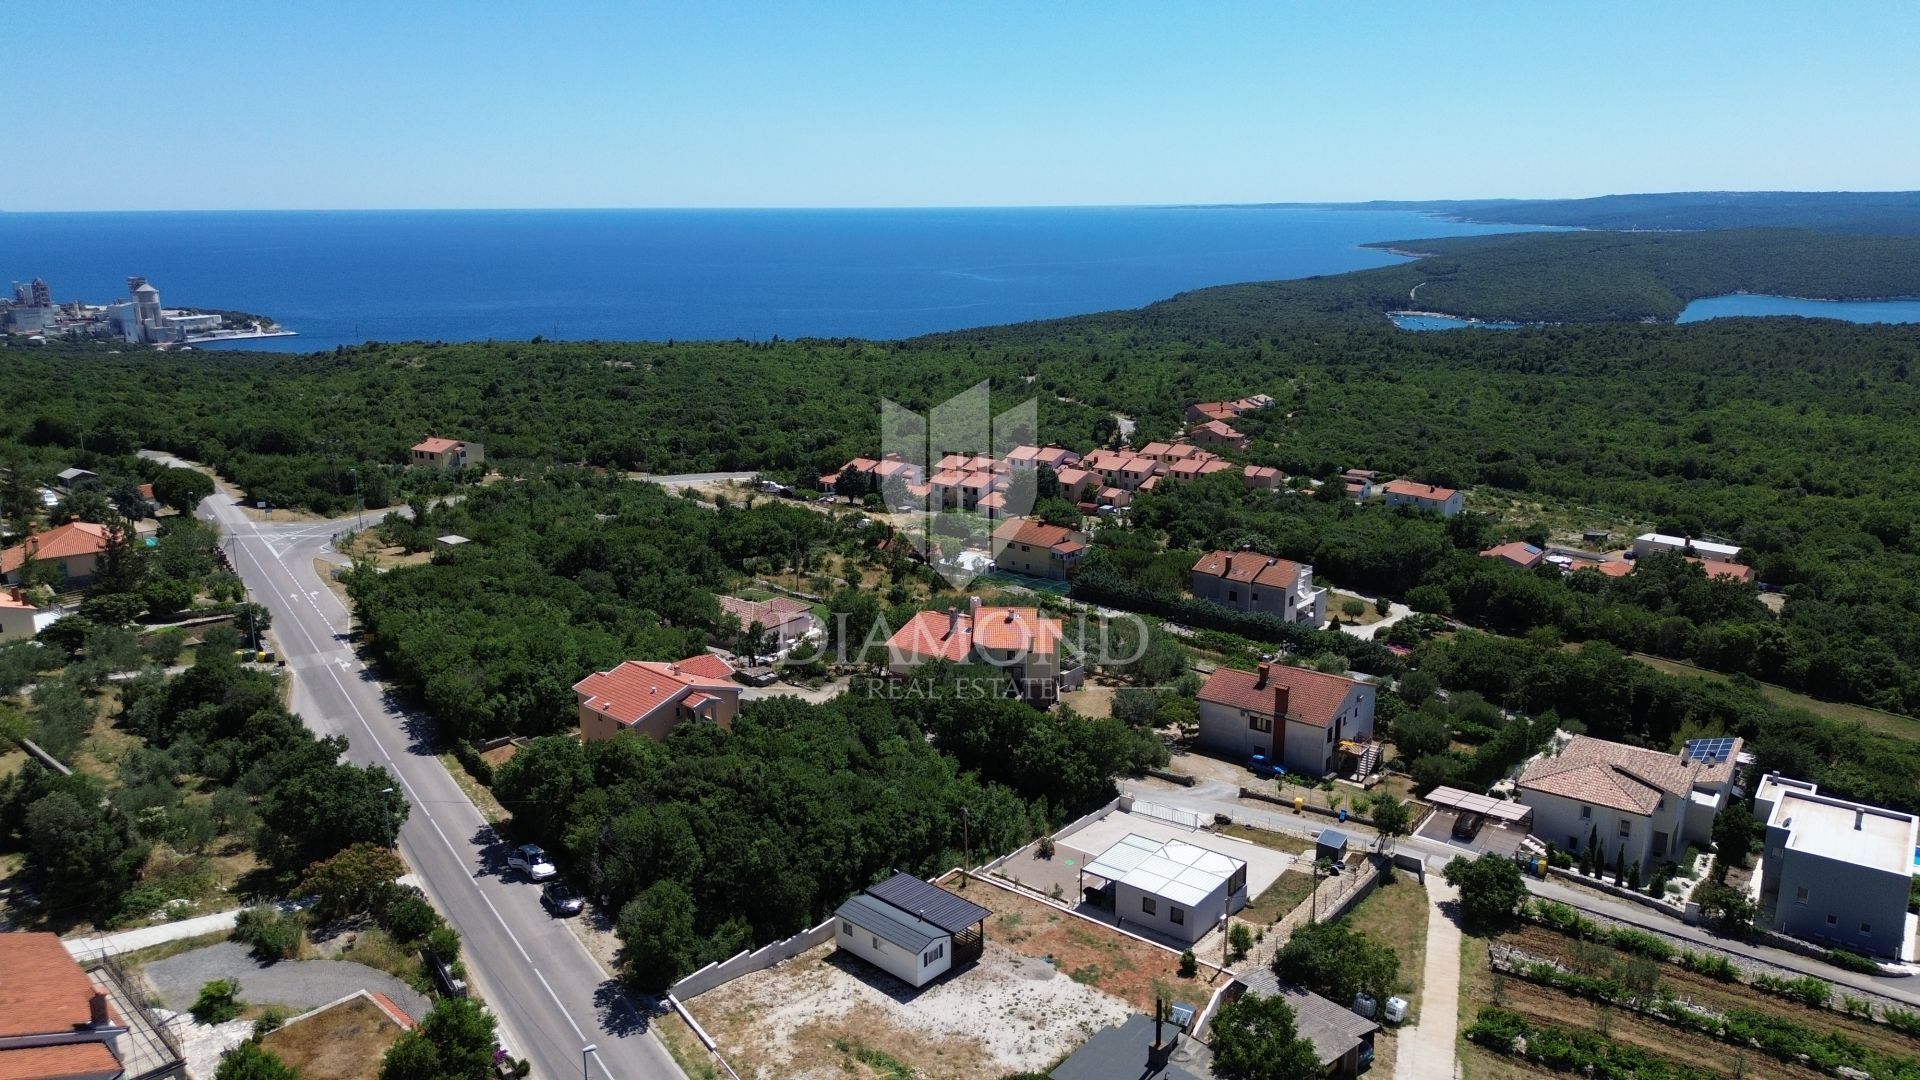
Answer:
143 942 431 1020
1394 876 1461 1080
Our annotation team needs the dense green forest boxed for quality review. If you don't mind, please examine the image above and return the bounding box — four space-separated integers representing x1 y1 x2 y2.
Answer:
1312 190 1920 235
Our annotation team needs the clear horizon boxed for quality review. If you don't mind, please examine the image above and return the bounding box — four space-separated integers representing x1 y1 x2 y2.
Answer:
10 0 1919 212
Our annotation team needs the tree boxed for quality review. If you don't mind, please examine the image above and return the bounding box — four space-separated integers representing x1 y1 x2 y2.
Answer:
191 979 244 1024
259 759 406 867
234 603 272 649
1695 883 1756 937
214 1042 298 1080
378 996 497 1080
1275 921 1400 1007
1397 669 1438 708
491 735 592 849
152 467 216 515
1209 993 1324 1080
24 788 146 915
736 619 776 666
1228 922 1255 963
1443 855 1528 929
1390 711 1450 760
301 843 408 919
1711 803 1758 869
617 879 700 992
1370 795 1412 845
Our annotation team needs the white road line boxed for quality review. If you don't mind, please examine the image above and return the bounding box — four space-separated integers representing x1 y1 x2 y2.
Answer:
230 513 623 1080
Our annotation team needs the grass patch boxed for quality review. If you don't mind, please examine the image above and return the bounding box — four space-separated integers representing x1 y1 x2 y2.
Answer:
340 928 426 988
831 1036 916 1080
1344 870 1430 1016
115 930 234 978
434 751 510 824
653 1009 724 1080
1626 652 1920 740
1219 822 1314 856
258 990 408 1080
1240 869 1316 926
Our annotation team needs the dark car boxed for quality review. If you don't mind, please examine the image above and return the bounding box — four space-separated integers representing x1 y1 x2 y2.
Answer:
541 881 585 917
1451 812 1485 841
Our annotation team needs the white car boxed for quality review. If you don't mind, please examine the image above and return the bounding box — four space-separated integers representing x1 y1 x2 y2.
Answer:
507 843 557 882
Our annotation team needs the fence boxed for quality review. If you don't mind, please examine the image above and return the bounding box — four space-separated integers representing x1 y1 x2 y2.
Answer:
981 796 1122 875
670 915 838 1000
1130 799 1204 831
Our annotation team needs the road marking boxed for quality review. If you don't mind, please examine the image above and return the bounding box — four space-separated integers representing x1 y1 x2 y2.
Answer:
228 517 631 1080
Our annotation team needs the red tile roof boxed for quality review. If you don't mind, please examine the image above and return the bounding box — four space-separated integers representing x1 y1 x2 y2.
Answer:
1191 419 1245 439
574 656 735 727
0 933 118 1040
1480 541 1544 568
1056 467 1095 488
1518 735 1703 815
1198 663 1360 728
936 454 970 471
1381 479 1458 501
1 521 111 575
1138 441 1175 458
1191 550 1304 591
888 610 975 664
717 596 812 635
0 1042 121 1080
973 606 1061 655
412 437 461 454
1690 557 1755 584
994 517 1076 550
674 652 739 681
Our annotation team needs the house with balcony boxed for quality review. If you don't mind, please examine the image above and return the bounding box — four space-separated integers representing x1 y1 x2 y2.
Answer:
1189 550 1325 627
1195 662 1376 778
885 598 1080 702
410 436 484 470
1516 734 1743 870
993 517 1087 580
1380 479 1464 517
573 654 741 742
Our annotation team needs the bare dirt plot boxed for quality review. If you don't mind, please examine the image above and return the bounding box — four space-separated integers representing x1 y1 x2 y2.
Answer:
961 878 1225 1013
258 994 408 1080
1059 685 1113 718
692 940 1128 1080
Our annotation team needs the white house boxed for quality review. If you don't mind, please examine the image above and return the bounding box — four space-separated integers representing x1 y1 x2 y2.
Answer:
833 872 990 988
1379 479 1464 517
1195 662 1375 778
1084 834 1248 944
1516 735 1742 870
1753 775 1917 959
1189 550 1326 627
0 588 36 643
1631 532 1741 561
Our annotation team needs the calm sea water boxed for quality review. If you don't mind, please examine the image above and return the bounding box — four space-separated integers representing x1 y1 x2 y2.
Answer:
1677 293 1920 324
1388 313 1525 331
0 208 1540 349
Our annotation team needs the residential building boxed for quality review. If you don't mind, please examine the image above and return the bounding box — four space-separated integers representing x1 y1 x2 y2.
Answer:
992 518 1087 580
1084 833 1248 944
1 587 37 642
1048 1012 1212 1080
1689 557 1755 584
884 598 1080 701
1165 455 1234 484
1184 395 1272 427
1056 466 1099 504
1229 970 1379 1077
1186 419 1248 450
572 654 741 741
55 467 97 489
1116 454 1164 492
1189 550 1325 626
1196 662 1376 778
1516 734 1743 869
717 595 818 645
833 872 990 988
409 436 483 470
1241 465 1286 491
0 931 183 1080
1481 541 1545 569
1380 479 1464 517
1 520 112 585
1631 532 1741 561
1136 441 1177 463
1006 444 1081 471
1341 468 1379 501
1753 775 1916 958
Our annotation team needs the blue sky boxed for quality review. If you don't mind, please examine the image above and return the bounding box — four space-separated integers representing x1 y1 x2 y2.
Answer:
9 1 1918 210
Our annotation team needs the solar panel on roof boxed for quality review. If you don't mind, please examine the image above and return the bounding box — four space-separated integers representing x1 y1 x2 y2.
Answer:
1684 737 1737 764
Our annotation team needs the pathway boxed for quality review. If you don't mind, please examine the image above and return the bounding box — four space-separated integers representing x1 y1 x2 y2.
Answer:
143 941 432 1020
1395 875 1461 1080
64 908 246 960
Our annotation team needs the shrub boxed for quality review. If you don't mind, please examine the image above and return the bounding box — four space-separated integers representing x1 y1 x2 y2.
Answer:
1822 947 1880 975
1227 923 1255 963
426 923 462 964
1752 973 1831 1008
253 1005 288 1036
452 739 494 785
380 890 442 943
1606 928 1673 962
191 979 244 1024
1677 950 1738 982
1885 1007 1920 1036
301 843 406 920
232 905 304 962
1178 949 1198 978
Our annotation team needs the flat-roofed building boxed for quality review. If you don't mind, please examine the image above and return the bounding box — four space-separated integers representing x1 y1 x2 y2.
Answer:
1083 834 1248 944
1754 775 1917 958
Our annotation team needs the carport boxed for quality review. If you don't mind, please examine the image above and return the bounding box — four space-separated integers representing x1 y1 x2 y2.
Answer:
1418 786 1534 856
1425 787 1532 827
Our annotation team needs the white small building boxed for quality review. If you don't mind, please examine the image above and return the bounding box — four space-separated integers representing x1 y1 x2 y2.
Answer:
1631 532 1741 561
1084 834 1248 944
832 872 990 988
1753 775 1917 959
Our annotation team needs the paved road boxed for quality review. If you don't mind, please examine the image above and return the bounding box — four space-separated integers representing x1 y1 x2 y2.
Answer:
145 941 432 1020
144 453 687 1080
1394 876 1461 1080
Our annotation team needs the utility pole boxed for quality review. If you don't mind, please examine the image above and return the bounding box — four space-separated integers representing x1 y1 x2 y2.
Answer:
961 807 972 884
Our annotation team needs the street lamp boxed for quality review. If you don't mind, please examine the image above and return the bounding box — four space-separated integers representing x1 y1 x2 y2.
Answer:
581 1043 599 1080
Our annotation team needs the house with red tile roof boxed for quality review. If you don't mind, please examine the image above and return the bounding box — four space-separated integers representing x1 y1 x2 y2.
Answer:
1165 456 1235 484
993 517 1088 580
717 595 818 646
1055 467 1099 503
1481 541 1545 569
1 520 112 586
1341 469 1379 500
1190 550 1326 627
1195 662 1375 777
0 588 36 643
1689 557 1756 585
885 597 1078 701
0 932 150 1080
1517 734 1742 870
1114 454 1163 491
1380 479 1464 517
1136 441 1176 462
573 655 742 741
1187 419 1249 450
1241 465 1286 491
410 436 484 471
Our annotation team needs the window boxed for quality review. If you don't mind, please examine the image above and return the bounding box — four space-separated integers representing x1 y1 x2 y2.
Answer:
1580 805 1592 821
1326 728 1333 744
1170 906 1185 926
1142 896 1157 915
1827 914 1838 927
922 941 945 965
1229 867 1247 895
1618 820 1631 838
1249 715 1272 734
1795 886 1809 905
1227 589 1238 602
1251 592 1260 601
873 935 884 951
841 921 853 934
1861 922 1873 934
1567 835 1580 852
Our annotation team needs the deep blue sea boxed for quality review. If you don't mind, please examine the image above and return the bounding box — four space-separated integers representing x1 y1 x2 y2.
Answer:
1677 293 1920 324
0 207 1541 349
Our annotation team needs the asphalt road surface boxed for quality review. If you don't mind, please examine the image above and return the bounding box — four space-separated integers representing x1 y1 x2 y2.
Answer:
146 454 688 1080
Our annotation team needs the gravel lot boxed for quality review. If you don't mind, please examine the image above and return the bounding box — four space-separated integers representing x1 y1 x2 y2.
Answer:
143 942 430 1020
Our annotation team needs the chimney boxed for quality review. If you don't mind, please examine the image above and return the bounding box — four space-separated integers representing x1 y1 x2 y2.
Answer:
1255 662 1271 689
1147 997 1174 1067
969 596 982 618
1274 684 1290 719
1223 554 1233 575
1856 808 1865 831
946 607 959 638
89 991 110 1028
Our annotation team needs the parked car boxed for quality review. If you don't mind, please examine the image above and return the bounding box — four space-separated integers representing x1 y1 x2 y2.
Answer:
1451 812 1485 841
1247 753 1285 779
541 881 585 917
507 843 557 882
